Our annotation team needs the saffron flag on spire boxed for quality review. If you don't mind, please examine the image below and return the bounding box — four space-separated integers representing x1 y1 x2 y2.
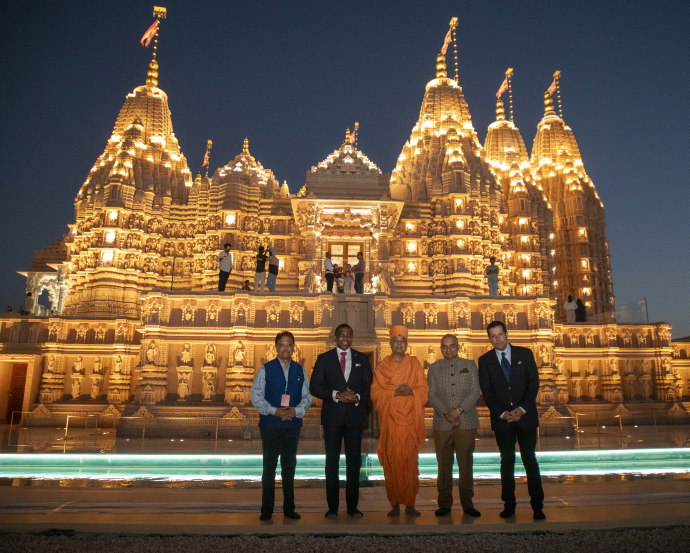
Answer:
202 145 210 167
141 19 159 47
349 129 356 144
441 29 452 55
548 78 557 95
496 77 509 99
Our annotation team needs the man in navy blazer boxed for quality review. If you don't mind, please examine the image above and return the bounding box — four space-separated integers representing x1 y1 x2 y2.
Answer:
310 323 373 519
478 320 545 520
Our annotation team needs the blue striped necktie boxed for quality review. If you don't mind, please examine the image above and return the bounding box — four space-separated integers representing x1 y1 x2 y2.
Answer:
501 352 511 382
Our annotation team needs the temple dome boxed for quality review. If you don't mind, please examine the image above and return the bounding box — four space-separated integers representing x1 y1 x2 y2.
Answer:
304 138 389 200
213 137 280 196
76 83 192 211
390 52 492 202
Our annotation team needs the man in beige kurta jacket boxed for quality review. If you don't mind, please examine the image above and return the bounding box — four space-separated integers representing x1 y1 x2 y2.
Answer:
427 334 481 517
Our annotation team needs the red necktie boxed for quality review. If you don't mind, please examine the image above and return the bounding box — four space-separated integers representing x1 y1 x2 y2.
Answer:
340 351 347 375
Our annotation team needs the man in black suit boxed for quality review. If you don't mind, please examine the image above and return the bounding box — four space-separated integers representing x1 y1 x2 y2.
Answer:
310 323 373 519
478 320 545 520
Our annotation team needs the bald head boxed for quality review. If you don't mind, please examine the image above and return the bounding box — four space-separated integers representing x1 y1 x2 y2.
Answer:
440 334 460 360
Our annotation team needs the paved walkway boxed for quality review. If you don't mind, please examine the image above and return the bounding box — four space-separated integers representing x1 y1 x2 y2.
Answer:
1 477 688 535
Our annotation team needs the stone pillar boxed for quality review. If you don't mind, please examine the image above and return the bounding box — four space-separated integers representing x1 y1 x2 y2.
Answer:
39 355 65 403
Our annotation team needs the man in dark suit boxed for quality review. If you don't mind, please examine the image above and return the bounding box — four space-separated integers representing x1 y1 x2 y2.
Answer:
478 320 545 520
310 323 373 519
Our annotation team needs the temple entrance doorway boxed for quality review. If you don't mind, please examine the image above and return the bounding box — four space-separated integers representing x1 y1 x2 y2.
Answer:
327 241 362 272
4 363 27 423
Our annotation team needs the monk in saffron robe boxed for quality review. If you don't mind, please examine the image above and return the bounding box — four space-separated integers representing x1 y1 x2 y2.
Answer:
371 325 429 517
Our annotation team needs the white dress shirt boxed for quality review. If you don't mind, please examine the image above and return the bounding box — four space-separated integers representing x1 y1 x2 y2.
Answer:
250 358 312 418
217 251 234 272
332 347 360 404
494 343 526 418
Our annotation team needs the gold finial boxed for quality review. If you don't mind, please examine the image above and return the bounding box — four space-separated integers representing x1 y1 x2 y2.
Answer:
242 137 249 155
146 59 159 87
354 122 359 148
544 91 555 115
436 51 447 79
346 128 350 143
145 7 167 88
496 98 505 121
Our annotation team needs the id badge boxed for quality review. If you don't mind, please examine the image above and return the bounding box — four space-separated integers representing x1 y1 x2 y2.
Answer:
281 394 290 407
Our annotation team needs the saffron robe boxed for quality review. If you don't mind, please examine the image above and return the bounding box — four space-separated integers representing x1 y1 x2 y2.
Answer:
371 354 429 506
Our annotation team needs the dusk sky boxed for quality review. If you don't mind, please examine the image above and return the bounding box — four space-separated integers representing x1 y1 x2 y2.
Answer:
1 0 688 336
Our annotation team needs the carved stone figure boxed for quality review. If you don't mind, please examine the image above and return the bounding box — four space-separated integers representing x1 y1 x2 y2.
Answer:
113 355 122 374
203 373 216 401
265 343 277 361
204 344 216 366
93 358 102 375
573 379 582 399
146 341 157 364
642 379 651 400
427 346 437 365
71 378 82 399
180 343 192 366
177 373 190 400
234 342 246 366
588 379 597 398
540 346 550 366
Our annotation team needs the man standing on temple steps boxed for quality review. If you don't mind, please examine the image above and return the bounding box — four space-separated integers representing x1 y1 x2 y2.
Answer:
217 243 233 292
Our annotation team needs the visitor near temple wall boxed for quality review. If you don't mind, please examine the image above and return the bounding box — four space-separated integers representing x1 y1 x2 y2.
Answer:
575 299 587 323
371 325 429 518
267 247 279 292
250 331 313 521
427 334 481 518
343 269 354 294
564 295 577 323
254 246 268 293
242 279 253 292
354 252 366 294
324 252 334 292
19 292 34 316
310 323 372 519
216 242 233 292
478 320 545 520
485 257 499 296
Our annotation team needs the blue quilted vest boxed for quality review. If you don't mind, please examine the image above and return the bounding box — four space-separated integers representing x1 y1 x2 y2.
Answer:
258 357 304 428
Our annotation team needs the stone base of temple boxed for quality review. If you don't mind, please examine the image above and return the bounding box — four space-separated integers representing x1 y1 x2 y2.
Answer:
1 292 688 439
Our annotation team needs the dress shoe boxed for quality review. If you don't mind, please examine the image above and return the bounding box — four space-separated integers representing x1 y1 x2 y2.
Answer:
533 509 546 520
259 513 272 521
463 508 481 518
284 511 301 520
435 507 452 517
325 510 338 519
499 508 515 518
348 509 364 519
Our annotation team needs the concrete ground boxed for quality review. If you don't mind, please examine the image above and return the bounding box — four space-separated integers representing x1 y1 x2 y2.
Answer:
0 476 688 535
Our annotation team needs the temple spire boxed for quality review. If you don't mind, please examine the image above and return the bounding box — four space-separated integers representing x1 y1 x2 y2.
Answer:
145 6 167 88
435 51 447 79
242 137 250 155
